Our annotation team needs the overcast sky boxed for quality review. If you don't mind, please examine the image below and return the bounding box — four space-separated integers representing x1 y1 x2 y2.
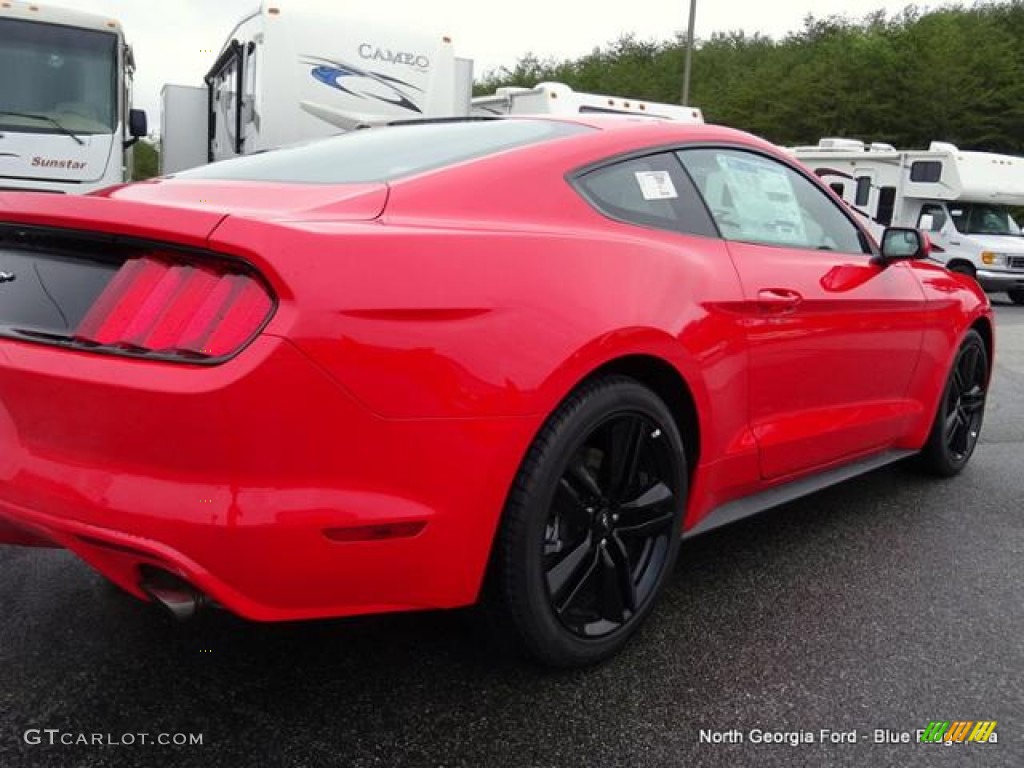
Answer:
42 0 941 120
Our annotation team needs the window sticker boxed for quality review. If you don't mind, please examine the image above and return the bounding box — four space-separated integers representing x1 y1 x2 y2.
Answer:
715 154 807 245
634 170 678 200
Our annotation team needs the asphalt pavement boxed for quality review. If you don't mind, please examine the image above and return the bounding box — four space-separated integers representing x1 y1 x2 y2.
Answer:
2 302 1022 768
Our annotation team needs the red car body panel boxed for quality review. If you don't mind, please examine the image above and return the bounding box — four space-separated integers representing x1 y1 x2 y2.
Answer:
103 179 391 220
0 189 227 246
0 118 993 621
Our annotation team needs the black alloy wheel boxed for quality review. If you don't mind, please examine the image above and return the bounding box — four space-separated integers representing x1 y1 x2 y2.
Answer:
543 412 677 639
1008 289 1024 306
492 376 687 667
919 329 989 476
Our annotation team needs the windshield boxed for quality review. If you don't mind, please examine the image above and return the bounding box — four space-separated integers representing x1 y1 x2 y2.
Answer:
0 18 118 135
948 203 1022 236
174 120 595 184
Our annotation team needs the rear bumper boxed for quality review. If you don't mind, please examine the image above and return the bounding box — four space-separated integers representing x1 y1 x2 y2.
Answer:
0 334 537 621
976 269 1024 292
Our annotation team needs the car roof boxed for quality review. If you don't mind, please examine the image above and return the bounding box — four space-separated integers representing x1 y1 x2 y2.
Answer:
387 113 772 150
495 114 778 152
107 116 788 219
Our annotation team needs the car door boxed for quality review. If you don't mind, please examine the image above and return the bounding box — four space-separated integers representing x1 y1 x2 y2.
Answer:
678 147 929 480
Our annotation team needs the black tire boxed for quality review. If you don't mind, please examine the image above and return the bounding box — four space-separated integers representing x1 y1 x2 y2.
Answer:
1008 289 1024 306
918 329 988 477
491 375 687 667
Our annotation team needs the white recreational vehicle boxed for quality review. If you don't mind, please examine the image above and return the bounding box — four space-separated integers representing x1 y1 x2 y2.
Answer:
161 1 472 174
791 138 1024 303
160 1 702 174
471 82 704 122
0 0 147 194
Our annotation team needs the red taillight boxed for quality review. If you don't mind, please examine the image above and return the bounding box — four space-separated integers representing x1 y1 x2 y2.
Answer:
74 255 273 360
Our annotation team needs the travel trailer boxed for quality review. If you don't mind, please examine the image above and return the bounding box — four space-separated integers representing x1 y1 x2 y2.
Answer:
161 1 471 173
471 82 703 122
791 138 1024 303
0 1 147 194
160 1 701 174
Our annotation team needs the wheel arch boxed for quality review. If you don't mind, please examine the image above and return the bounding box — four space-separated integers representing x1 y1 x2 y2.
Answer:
527 326 714 475
902 309 994 450
945 258 977 276
580 354 702 478
477 347 706 604
971 315 994 376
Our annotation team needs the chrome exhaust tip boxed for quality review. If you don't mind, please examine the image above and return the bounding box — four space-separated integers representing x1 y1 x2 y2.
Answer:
139 567 205 621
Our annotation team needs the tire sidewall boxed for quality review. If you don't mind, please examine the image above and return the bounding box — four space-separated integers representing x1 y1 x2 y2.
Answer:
505 378 687 666
925 330 987 475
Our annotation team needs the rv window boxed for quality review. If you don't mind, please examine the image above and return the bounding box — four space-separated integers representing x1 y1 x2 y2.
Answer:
211 59 240 155
0 18 118 135
948 204 1021 235
244 44 257 125
917 205 946 232
854 177 871 207
575 153 717 237
910 161 942 183
174 120 594 183
829 182 845 198
963 204 1020 236
876 187 896 226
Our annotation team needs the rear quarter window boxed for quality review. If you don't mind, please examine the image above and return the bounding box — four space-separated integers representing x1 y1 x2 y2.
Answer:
574 153 717 237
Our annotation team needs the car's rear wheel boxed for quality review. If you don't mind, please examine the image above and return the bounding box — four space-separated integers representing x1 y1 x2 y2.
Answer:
918 329 988 476
492 376 687 667
1008 289 1024 305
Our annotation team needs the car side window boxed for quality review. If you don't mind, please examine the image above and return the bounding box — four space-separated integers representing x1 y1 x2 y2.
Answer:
575 153 717 237
678 148 870 255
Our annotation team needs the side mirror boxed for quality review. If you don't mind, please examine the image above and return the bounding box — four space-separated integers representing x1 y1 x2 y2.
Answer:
875 227 931 265
129 109 148 137
124 109 148 148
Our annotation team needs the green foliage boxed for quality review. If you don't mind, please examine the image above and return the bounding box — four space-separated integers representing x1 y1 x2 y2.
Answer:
475 2 1024 154
131 139 159 181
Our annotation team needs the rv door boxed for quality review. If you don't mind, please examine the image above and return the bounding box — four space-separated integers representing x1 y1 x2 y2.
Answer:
241 40 258 151
205 40 245 162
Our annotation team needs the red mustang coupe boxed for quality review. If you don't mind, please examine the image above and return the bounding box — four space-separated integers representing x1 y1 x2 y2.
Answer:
0 117 992 666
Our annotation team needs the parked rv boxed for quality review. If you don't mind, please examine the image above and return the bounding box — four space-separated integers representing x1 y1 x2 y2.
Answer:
0 0 147 194
160 1 701 174
791 138 1024 304
471 82 703 122
161 1 470 173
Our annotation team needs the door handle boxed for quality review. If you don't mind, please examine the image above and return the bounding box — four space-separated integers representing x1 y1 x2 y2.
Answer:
757 288 804 313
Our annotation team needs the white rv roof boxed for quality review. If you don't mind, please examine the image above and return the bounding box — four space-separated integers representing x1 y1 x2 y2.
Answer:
949 148 1024 204
472 82 704 123
790 137 1024 205
0 0 124 35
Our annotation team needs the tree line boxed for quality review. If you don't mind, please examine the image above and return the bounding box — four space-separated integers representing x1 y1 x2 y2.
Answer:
476 2 1024 154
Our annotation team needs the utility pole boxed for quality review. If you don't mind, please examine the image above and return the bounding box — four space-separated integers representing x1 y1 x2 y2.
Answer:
681 0 697 105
